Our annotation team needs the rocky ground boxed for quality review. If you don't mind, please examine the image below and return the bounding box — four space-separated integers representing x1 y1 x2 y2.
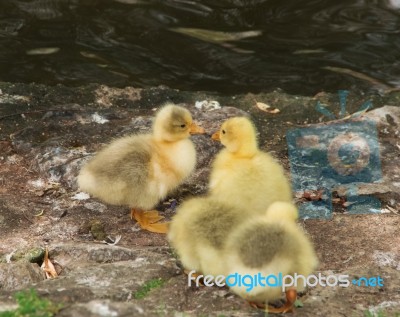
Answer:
0 82 399 317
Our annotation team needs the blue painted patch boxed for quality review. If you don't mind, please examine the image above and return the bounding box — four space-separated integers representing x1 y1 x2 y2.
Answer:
287 115 382 219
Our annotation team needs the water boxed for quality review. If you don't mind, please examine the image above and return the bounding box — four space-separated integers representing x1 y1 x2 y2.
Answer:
1 0 400 95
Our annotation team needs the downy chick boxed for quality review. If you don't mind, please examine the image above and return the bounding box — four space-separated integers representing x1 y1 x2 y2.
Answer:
168 196 244 277
77 103 204 233
224 201 318 312
210 117 292 214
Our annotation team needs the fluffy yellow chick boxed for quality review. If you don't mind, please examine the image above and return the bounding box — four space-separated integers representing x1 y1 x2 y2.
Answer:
210 117 292 213
224 201 318 313
77 103 204 233
168 197 244 277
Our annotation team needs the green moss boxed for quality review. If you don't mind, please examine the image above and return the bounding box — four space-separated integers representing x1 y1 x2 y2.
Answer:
294 299 304 308
0 289 62 317
25 248 45 264
90 220 107 241
133 278 165 299
10 248 45 264
364 310 400 317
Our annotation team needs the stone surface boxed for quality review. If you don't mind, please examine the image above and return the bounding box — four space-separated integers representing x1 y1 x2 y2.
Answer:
0 262 45 290
0 82 399 316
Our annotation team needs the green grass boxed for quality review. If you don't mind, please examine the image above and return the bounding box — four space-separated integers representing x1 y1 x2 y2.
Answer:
364 309 400 317
133 278 165 299
0 289 61 317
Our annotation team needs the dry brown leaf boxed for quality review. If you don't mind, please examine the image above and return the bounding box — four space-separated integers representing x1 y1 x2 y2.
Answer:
41 247 58 279
256 102 270 111
268 108 280 114
34 210 44 217
296 189 324 202
256 101 280 114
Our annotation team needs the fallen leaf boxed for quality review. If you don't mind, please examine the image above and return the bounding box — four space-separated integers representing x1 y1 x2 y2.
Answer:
256 102 270 111
268 108 281 114
34 210 44 217
256 102 280 114
41 247 58 279
103 235 122 245
301 189 324 201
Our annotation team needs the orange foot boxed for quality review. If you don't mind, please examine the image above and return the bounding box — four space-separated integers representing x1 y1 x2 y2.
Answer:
184 269 205 286
267 289 297 314
249 289 297 314
131 209 170 234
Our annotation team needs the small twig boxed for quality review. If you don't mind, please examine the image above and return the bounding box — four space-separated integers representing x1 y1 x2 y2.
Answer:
61 154 91 166
0 110 49 120
0 108 83 121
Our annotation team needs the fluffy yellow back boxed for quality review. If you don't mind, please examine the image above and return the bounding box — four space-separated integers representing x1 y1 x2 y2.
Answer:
209 150 292 214
225 211 318 302
264 201 298 222
168 197 245 276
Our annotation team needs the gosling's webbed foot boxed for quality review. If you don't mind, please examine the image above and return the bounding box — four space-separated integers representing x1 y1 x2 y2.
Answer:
266 289 297 314
184 269 205 286
248 289 297 314
131 208 170 234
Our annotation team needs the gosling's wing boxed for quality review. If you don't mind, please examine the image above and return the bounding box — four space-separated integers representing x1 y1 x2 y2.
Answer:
189 199 243 250
77 135 155 206
84 135 153 182
234 223 288 268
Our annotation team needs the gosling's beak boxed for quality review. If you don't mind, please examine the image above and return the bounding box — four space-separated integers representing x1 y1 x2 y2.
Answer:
189 122 205 135
211 131 220 141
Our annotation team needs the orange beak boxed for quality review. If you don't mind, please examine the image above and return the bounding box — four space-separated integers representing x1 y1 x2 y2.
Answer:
211 131 220 141
189 122 205 135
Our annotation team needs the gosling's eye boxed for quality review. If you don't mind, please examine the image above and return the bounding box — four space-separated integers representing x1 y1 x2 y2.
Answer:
222 130 226 134
180 124 186 128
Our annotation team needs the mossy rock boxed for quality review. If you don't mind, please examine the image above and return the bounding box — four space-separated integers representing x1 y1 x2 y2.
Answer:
90 220 107 241
10 247 45 264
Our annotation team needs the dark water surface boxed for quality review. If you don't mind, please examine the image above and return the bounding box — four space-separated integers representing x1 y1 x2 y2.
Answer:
1 0 400 95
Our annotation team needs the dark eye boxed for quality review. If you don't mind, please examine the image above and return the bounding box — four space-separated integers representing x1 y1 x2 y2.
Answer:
222 130 226 134
180 124 186 128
